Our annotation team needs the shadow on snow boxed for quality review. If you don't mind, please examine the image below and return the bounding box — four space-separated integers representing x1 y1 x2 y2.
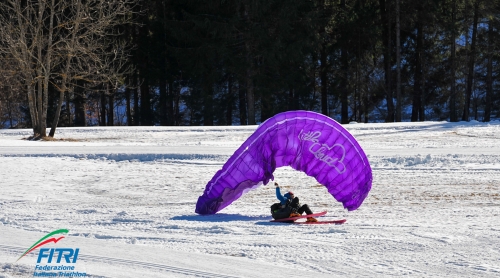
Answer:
171 213 274 223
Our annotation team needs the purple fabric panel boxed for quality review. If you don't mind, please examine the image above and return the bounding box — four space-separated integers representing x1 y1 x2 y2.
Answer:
195 110 372 215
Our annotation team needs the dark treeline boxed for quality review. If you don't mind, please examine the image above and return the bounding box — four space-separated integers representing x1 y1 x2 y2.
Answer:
0 0 499 136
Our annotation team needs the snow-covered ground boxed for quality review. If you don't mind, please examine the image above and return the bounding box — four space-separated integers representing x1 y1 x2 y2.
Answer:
0 120 499 277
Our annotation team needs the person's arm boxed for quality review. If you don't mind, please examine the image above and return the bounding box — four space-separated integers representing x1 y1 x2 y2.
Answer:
275 182 286 204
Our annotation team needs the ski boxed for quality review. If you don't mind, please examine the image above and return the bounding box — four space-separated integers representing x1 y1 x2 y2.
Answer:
270 211 327 222
294 219 346 225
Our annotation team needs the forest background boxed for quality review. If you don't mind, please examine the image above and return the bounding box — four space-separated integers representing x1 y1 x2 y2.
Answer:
0 0 499 138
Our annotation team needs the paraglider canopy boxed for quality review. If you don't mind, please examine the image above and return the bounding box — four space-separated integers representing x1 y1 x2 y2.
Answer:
195 110 372 215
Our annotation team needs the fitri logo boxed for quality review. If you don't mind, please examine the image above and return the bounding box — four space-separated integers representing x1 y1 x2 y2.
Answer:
16 229 87 277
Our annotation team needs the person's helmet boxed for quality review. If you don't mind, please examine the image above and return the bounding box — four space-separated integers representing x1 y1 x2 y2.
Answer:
284 191 294 199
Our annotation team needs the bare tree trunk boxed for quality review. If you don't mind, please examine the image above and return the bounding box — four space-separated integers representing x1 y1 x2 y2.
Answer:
107 85 114 126
380 0 394 122
395 0 402 122
36 65 44 136
340 0 349 124
411 20 423 122
387 1 394 122
15 3 38 133
243 4 255 125
100 92 107 126
450 0 458 122
35 1 46 137
49 0 79 137
133 72 139 125
35 33 43 137
161 0 173 126
140 78 152 125
125 86 132 126
420 57 426 121
40 0 56 137
484 18 493 122
49 90 65 136
462 1 469 115
27 85 38 133
462 1 479 121
159 0 168 126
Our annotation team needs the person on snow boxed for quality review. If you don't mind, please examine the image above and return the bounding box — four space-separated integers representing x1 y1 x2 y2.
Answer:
271 182 318 222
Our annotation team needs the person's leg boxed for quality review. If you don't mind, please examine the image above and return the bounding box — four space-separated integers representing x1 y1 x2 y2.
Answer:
297 204 313 215
299 204 318 222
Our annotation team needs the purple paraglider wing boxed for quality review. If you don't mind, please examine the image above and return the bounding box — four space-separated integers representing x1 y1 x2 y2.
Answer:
195 110 372 215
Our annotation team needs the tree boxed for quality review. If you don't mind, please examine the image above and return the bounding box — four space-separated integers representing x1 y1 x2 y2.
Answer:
2 1 499 127
449 0 459 122
462 0 480 121
379 0 395 122
411 2 425 122
484 16 494 122
0 57 26 128
0 0 136 138
395 0 402 122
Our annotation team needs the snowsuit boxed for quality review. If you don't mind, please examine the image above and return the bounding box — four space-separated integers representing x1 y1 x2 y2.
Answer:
271 187 313 220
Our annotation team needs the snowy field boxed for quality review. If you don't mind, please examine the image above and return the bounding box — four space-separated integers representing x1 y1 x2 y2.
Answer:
0 120 499 277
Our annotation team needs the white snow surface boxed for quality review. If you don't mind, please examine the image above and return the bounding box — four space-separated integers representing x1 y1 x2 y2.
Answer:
0 121 499 277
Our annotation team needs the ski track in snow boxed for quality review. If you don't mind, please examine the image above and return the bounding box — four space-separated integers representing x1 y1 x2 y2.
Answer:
0 121 499 277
